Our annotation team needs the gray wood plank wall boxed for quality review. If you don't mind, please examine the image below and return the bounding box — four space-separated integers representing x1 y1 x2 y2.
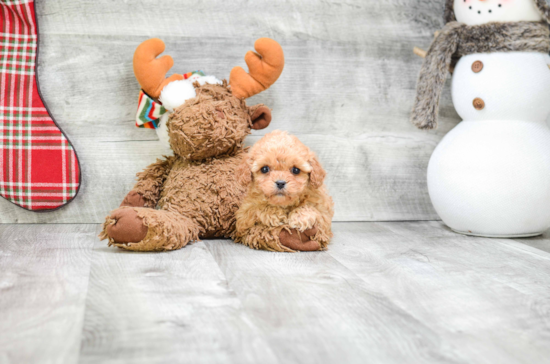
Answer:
0 0 460 223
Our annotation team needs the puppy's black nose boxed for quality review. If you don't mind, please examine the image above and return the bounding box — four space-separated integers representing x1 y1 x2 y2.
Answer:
276 180 286 189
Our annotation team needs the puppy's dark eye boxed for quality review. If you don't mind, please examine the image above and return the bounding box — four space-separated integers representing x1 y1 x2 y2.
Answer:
291 167 300 175
261 166 270 174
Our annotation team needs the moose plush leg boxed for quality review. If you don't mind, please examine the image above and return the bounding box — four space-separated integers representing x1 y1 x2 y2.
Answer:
283 205 332 251
236 224 328 252
236 225 295 252
100 207 200 252
279 226 322 251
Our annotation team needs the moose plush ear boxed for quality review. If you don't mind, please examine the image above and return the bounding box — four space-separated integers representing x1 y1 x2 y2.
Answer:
236 158 253 187
249 105 272 130
309 155 326 189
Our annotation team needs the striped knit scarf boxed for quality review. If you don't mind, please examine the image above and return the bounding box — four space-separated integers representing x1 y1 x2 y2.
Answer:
411 21 550 129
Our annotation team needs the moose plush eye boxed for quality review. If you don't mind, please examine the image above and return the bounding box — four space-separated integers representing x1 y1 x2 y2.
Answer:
261 166 270 174
291 167 300 175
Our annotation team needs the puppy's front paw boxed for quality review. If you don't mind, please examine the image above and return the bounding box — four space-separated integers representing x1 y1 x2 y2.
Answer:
288 210 317 231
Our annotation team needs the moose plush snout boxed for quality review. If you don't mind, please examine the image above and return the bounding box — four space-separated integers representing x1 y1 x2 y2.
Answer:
166 82 275 160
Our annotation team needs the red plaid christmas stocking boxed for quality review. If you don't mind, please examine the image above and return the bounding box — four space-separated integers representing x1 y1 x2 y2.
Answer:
0 0 80 211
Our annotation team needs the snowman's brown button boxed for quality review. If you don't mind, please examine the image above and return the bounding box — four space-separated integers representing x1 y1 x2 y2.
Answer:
472 60 483 73
473 98 485 110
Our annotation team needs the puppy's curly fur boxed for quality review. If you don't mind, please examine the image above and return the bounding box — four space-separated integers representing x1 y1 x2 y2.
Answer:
234 130 334 252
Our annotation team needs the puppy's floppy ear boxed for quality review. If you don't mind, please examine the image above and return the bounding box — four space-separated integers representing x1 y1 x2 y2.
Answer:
308 155 326 189
236 157 253 187
248 104 272 130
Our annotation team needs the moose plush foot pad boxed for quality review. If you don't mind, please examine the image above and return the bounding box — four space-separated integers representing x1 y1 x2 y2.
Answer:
0 0 80 211
279 227 322 251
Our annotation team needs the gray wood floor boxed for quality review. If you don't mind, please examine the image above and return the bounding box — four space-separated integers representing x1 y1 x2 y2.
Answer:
1 222 550 364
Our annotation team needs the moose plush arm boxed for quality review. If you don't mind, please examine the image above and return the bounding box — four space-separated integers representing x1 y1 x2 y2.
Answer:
120 156 175 208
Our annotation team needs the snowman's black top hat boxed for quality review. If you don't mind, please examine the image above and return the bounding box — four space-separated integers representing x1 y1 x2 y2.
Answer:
444 0 550 24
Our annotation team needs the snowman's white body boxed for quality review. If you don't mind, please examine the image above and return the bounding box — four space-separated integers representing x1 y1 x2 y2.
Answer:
427 51 550 236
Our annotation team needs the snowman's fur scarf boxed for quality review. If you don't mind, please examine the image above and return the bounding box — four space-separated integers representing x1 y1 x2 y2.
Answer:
411 21 550 129
534 0 550 22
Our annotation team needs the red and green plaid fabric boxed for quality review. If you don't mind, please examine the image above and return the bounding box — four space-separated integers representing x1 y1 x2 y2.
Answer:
0 0 80 211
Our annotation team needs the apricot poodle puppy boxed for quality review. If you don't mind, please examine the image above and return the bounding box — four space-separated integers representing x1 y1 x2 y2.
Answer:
234 130 334 252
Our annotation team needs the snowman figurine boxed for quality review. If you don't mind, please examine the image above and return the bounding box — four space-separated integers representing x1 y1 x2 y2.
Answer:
412 0 550 237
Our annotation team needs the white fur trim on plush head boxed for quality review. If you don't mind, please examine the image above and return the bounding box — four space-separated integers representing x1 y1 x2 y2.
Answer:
155 113 172 149
158 79 196 112
159 75 222 112
193 75 222 86
156 74 222 148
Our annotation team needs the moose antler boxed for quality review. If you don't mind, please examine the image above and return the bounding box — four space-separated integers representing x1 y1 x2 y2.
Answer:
229 38 284 99
133 38 184 99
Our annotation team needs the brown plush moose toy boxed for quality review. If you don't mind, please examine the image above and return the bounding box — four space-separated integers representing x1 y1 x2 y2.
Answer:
100 37 286 251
